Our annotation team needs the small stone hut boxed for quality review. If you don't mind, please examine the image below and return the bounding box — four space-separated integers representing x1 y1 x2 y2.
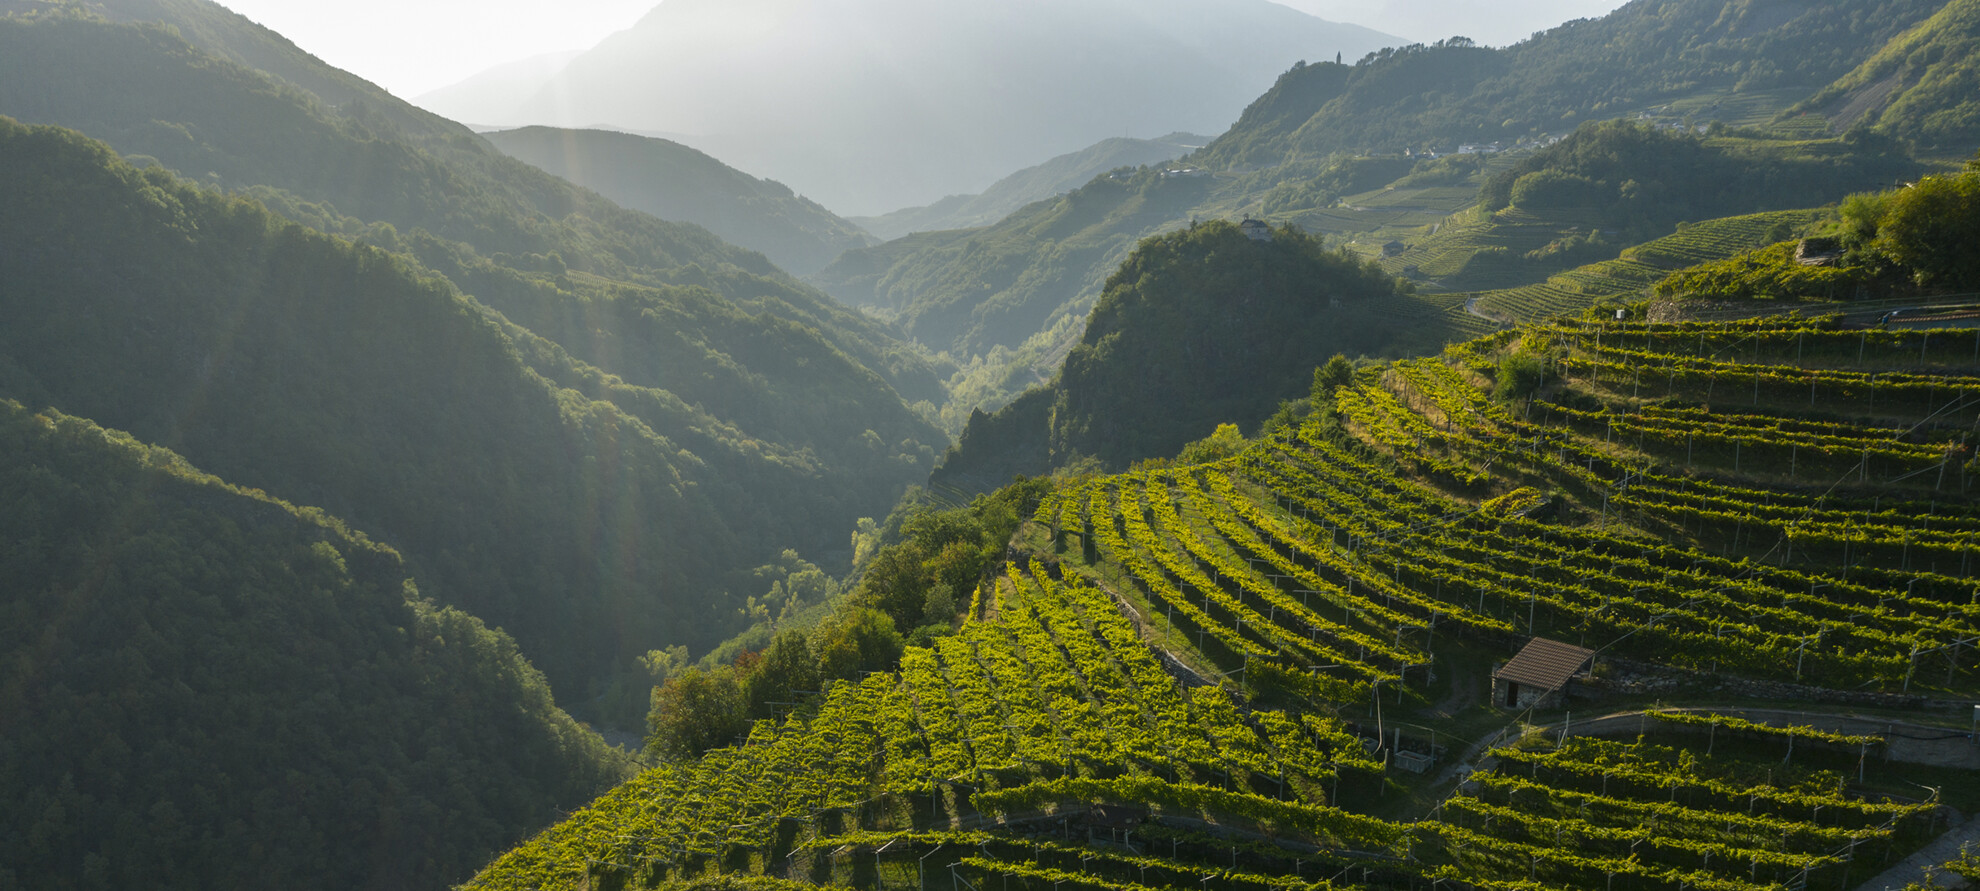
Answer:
1492 638 1595 709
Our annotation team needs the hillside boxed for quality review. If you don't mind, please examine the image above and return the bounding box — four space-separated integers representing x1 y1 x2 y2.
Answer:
0 5 953 707
1347 121 1921 302
1048 221 1414 468
812 165 1220 361
466 310 1980 891
921 220 1494 487
852 132 1210 241
1791 0 1980 149
0 116 932 725
0 1 946 406
817 0 1946 431
1464 208 1828 322
0 400 630 890
421 0 1399 214
1191 0 1946 168
482 126 876 276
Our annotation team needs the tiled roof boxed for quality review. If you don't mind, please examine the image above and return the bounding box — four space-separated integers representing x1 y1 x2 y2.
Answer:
1494 638 1595 691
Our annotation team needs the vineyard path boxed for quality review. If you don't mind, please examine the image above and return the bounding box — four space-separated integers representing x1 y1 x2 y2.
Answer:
1855 814 1980 891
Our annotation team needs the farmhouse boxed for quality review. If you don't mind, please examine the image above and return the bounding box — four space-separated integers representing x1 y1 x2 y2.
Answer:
1492 638 1595 709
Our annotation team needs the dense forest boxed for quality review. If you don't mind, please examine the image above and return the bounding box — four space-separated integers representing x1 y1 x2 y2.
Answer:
0 400 629 890
1049 221 1406 467
0 116 933 722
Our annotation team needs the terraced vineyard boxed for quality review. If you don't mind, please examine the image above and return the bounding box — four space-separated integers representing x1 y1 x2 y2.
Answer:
472 314 1977 890
1422 733 1933 891
1470 210 1826 323
471 563 1400 890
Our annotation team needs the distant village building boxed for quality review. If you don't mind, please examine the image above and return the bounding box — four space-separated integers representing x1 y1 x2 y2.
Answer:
1454 142 1504 155
1492 638 1595 709
1382 240 1407 257
1239 219 1274 242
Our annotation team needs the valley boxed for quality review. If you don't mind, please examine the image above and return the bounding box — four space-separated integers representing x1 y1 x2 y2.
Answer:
2 0 1980 888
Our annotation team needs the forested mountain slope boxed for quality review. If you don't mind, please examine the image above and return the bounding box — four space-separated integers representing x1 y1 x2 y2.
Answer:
0 1 945 406
0 117 912 721
851 132 1209 241
0 400 630 891
1192 0 1946 168
1792 0 1980 149
925 221 1489 490
482 126 876 277
1043 221 1412 469
0 4 952 710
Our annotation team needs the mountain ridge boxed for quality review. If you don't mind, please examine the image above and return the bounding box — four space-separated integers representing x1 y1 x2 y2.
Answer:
482 125 876 276
850 132 1212 241
419 0 1402 214
0 3 955 710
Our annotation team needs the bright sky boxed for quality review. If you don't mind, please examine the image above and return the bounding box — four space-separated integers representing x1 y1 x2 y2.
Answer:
215 0 658 98
215 0 1630 101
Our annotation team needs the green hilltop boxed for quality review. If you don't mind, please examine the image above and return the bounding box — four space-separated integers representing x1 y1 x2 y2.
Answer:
932 220 1439 486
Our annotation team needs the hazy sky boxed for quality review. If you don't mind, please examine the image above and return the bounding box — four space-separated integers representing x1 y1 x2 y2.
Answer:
216 0 657 97
215 0 1632 100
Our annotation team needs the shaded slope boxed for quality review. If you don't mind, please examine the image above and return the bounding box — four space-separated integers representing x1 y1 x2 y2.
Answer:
0 118 910 713
1046 222 1413 467
0 3 947 409
0 5 955 701
483 126 876 277
0 400 631 891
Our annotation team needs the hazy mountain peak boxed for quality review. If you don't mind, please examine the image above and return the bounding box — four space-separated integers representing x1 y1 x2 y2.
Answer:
418 0 1402 214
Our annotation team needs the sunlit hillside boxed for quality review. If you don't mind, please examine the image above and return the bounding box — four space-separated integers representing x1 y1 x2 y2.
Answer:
469 312 1980 890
